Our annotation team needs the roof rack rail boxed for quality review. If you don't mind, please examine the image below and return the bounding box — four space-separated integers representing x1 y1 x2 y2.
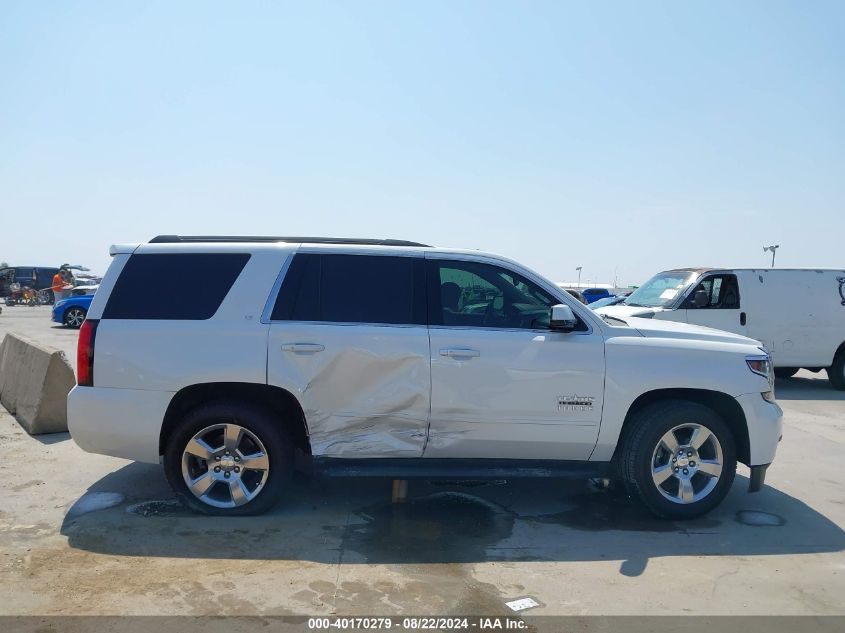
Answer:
149 235 430 247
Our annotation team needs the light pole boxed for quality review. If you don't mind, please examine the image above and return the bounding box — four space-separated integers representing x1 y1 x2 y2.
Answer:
576 266 582 288
763 245 780 267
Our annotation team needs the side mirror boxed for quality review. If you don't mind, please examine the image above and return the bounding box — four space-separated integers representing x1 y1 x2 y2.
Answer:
550 304 578 332
692 289 709 308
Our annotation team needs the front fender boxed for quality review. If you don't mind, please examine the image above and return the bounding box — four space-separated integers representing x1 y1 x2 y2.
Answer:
590 335 768 461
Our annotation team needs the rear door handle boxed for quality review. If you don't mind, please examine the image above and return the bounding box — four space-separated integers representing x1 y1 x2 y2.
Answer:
439 348 480 358
281 343 325 353
740 312 747 326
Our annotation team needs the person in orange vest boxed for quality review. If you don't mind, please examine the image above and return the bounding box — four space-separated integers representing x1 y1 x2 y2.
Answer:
52 269 69 303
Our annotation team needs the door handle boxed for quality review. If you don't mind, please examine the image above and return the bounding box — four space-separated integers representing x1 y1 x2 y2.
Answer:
281 343 325 353
439 348 480 358
740 312 747 326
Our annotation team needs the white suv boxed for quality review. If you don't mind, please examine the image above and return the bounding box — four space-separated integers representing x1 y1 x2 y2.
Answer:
68 236 783 518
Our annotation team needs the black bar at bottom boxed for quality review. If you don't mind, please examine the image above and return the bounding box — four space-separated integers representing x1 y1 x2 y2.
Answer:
748 463 769 492
312 457 613 480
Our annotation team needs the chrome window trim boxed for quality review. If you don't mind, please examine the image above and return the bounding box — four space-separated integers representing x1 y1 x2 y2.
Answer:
262 251 427 327
429 324 593 336
265 320 591 335
262 249 596 335
260 254 294 324
266 320 427 329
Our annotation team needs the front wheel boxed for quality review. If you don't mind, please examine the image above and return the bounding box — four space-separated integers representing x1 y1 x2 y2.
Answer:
774 367 799 379
163 401 292 515
620 401 737 519
63 307 87 328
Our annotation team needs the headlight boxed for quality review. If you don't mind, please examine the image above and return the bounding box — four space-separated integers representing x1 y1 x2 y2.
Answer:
746 356 771 377
746 353 774 391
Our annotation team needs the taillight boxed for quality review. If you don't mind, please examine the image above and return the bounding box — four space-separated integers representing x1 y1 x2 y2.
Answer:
77 319 99 387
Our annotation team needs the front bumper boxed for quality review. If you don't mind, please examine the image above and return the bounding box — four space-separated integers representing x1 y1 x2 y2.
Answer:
735 390 783 469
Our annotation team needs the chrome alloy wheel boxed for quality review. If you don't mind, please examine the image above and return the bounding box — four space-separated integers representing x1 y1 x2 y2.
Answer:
66 308 85 327
651 423 723 505
181 423 270 508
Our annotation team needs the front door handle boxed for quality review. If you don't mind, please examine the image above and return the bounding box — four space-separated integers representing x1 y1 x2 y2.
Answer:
281 343 325 353
439 348 480 358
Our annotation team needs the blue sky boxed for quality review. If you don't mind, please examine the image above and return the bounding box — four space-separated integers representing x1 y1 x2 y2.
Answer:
1 1 842 284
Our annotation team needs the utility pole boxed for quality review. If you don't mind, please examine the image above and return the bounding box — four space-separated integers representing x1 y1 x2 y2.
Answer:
576 266 582 288
763 245 780 267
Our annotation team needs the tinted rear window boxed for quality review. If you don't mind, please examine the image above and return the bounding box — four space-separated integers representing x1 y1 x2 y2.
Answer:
272 253 424 325
103 253 250 320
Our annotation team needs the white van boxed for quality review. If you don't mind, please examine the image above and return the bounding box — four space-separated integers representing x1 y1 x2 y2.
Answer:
595 268 845 389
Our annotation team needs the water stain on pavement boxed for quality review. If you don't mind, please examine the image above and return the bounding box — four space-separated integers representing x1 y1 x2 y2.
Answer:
735 510 786 527
334 487 722 567
338 491 515 564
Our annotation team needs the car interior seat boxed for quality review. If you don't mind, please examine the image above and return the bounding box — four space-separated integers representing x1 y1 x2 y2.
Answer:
721 284 739 309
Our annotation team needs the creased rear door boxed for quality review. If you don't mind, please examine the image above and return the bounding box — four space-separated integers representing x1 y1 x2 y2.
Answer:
268 322 430 457
266 252 430 458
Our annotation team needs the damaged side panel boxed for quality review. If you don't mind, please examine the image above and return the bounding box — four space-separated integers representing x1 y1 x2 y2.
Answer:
267 322 430 457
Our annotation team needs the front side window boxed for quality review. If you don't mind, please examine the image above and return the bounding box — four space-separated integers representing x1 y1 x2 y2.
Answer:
428 259 576 330
685 274 740 309
272 253 425 325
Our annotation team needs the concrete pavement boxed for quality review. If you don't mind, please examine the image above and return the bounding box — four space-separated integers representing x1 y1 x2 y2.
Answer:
0 306 843 615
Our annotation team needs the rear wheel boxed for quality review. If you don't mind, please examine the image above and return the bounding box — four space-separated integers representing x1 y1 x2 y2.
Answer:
828 350 845 391
164 401 292 515
620 400 737 519
63 307 87 328
774 367 799 379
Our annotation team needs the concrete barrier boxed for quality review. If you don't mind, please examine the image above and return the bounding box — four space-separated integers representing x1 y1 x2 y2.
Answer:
0 333 75 434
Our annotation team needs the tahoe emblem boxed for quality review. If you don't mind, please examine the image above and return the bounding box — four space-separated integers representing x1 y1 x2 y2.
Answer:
558 395 596 412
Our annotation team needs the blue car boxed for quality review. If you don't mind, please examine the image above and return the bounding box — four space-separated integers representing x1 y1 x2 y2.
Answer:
52 294 93 328
580 287 613 304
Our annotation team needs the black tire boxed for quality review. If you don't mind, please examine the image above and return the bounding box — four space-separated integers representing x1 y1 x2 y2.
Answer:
828 350 845 391
63 307 87 328
163 401 293 516
774 367 799 379
620 400 737 519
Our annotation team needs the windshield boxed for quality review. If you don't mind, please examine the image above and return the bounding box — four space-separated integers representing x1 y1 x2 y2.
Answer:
624 271 697 308
589 295 625 310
